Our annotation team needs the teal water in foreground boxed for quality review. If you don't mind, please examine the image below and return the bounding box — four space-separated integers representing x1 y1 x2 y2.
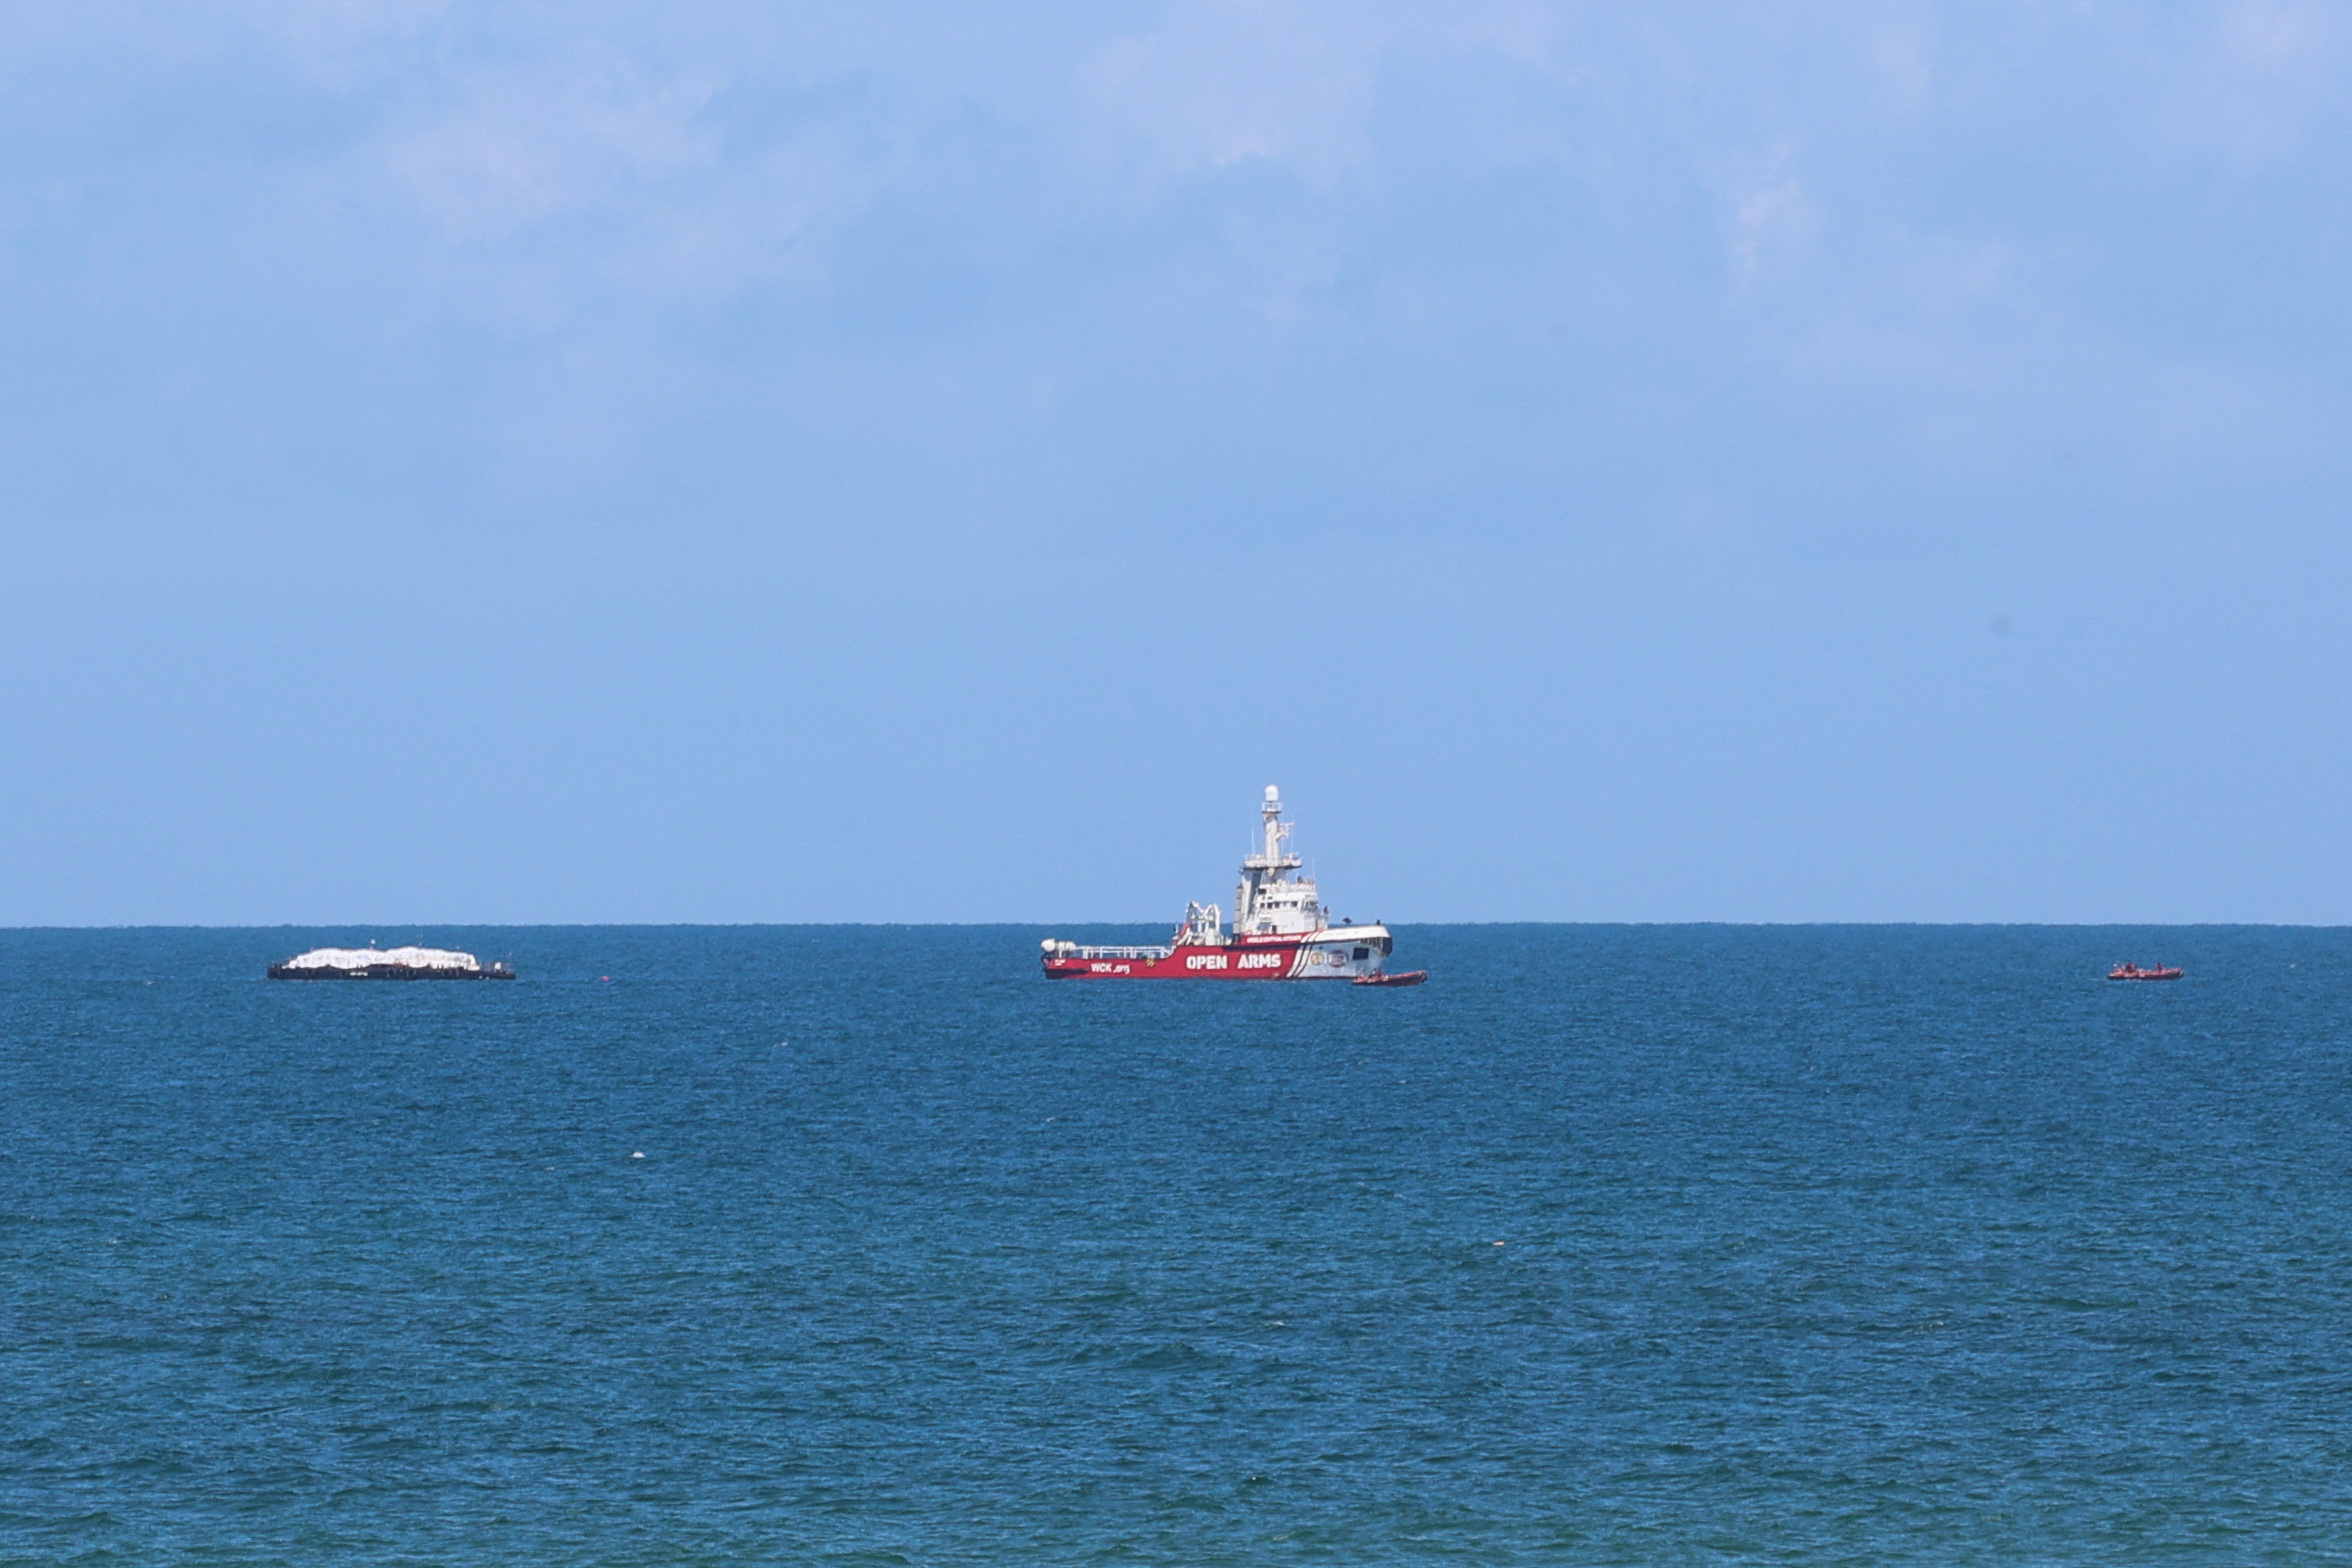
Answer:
3 924 2350 1565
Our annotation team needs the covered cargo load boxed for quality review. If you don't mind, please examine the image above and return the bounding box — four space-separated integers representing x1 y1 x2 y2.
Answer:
268 945 514 980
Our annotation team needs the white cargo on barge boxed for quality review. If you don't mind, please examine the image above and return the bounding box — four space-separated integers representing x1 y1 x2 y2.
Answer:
268 945 514 980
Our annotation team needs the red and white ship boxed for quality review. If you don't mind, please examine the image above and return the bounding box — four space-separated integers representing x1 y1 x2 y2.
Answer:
1042 786 1400 981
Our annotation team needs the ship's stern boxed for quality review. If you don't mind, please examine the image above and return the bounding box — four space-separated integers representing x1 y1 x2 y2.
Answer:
1295 924 1393 979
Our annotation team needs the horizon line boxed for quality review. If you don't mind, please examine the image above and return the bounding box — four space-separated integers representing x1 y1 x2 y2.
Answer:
5 920 2349 933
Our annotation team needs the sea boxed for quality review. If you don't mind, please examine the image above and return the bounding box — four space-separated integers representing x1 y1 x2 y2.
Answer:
3 924 2349 1566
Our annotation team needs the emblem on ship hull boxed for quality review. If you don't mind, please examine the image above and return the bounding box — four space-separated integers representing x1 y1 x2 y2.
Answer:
1040 787 1419 983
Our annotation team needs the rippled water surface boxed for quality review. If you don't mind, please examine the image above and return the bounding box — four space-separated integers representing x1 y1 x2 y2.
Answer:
4 925 2351 1565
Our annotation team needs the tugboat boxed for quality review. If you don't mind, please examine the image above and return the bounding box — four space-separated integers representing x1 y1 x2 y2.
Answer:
2107 962 2183 981
1041 787 1402 981
268 945 514 980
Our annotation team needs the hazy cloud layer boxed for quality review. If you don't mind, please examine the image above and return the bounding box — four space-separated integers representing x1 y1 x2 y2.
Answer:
4 2 2350 921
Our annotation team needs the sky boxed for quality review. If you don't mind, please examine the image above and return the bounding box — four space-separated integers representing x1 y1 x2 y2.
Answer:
3 0 2350 925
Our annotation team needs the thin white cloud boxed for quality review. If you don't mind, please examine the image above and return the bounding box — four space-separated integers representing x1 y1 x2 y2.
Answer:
1088 1 1388 183
2170 0 2349 156
224 0 453 79
2221 0 2341 75
1722 144 1819 290
1085 0 1564 184
1867 4 1939 111
384 55 713 239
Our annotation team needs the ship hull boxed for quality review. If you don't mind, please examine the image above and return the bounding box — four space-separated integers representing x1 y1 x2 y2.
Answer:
1043 929 1390 981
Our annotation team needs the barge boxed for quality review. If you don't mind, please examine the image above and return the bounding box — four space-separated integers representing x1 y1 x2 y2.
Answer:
268 945 514 980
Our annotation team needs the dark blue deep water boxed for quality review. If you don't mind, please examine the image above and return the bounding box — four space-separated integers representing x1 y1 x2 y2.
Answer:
5 925 2351 1565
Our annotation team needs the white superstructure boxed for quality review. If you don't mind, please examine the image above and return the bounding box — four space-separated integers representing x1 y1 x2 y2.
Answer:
1219 786 1391 970
1235 785 1325 936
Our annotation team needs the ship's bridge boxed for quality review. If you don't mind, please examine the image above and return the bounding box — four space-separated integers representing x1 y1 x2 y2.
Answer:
1239 874 1324 936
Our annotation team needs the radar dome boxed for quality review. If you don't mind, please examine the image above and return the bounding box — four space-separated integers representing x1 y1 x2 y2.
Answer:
1264 785 1280 801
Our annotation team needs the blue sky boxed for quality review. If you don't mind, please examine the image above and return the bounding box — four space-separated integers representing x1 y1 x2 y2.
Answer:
4 1 2349 924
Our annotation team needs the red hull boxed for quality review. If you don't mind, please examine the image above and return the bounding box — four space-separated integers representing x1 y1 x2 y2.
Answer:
1045 939 1336 980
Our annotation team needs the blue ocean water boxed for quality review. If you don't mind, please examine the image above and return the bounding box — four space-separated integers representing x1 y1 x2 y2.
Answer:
3 924 2350 1566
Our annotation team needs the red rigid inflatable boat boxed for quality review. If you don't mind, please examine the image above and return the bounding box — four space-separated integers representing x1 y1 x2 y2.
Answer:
2108 963 2183 981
